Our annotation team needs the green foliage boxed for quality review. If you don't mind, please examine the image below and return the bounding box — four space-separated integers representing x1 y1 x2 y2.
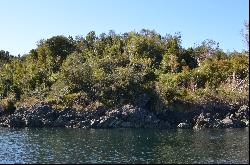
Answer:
35 35 75 74
229 52 249 79
0 29 248 112
0 50 15 68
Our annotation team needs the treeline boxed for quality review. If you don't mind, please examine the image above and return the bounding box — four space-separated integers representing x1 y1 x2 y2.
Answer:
0 29 249 112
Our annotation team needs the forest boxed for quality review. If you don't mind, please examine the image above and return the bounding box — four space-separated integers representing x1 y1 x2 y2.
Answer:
0 26 249 114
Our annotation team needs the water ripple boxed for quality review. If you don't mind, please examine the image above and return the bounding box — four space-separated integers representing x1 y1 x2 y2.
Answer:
0 127 248 164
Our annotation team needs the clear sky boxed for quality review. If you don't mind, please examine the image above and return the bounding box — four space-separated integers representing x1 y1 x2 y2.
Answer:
0 0 249 56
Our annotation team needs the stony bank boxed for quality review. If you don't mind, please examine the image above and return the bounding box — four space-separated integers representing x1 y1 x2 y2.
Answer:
0 101 248 130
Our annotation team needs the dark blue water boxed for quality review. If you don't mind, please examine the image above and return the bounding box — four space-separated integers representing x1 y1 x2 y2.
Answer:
0 127 249 164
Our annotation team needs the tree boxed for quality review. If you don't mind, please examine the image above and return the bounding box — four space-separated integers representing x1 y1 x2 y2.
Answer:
242 20 249 52
0 29 248 111
0 50 14 68
193 39 220 66
36 35 75 73
161 33 182 73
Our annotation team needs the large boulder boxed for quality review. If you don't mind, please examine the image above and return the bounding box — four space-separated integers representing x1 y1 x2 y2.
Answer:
86 106 107 119
216 105 249 128
0 103 60 127
193 112 213 130
53 108 78 127
234 105 249 120
216 116 246 128
3 116 25 127
24 104 58 127
92 104 164 129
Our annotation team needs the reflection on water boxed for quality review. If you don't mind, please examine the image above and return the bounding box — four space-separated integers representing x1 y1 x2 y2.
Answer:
0 127 248 164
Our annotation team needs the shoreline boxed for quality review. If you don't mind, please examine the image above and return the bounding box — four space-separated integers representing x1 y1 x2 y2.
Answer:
0 102 248 130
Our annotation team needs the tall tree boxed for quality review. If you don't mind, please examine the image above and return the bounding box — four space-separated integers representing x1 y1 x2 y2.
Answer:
242 20 249 52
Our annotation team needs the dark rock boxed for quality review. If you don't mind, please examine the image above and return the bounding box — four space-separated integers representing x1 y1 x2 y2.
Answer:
77 120 91 128
108 117 122 128
25 116 44 127
0 102 248 129
65 120 79 128
0 105 4 117
193 112 214 130
94 106 107 117
121 121 132 128
96 117 108 128
134 93 150 108
241 119 249 126
90 119 99 128
24 104 57 127
53 115 71 127
6 116 25 127
234 105 249 120
96 116 112 128
216 116 246 128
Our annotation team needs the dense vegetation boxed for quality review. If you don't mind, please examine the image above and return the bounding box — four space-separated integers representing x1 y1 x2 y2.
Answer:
0 26 249 113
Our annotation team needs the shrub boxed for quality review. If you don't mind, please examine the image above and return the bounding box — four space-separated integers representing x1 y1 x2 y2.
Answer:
0 99 16 115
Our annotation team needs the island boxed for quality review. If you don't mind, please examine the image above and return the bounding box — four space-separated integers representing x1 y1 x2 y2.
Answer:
0 29 249 130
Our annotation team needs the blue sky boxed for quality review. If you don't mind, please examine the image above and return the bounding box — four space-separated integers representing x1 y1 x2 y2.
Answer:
0 0 249 56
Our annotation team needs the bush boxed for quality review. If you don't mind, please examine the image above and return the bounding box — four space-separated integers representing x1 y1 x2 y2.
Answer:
0 99 16 115
0 29 248 112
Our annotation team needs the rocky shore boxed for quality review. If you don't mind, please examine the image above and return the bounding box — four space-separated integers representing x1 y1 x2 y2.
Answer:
0 102 249 130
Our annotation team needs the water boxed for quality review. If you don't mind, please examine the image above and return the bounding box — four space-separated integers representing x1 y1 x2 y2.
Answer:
0 127 248 164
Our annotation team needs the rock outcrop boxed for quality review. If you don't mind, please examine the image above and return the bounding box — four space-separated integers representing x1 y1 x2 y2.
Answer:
0 102 249 129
